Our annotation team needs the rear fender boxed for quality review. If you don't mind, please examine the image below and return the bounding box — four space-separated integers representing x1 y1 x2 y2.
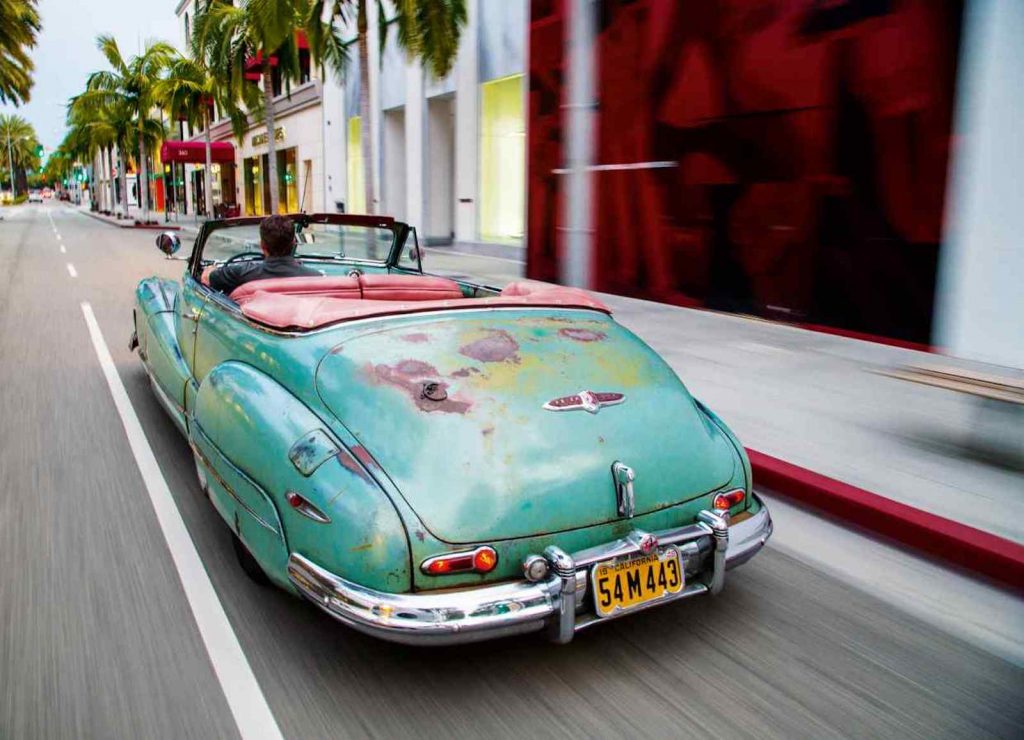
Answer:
192 362 411 592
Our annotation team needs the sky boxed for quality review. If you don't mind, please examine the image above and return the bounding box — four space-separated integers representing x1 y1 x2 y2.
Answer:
0 0 181 152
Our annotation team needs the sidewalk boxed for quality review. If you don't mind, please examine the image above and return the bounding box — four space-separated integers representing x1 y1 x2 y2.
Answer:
75 206 182 231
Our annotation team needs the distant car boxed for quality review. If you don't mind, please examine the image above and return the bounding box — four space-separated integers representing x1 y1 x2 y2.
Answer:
27 190 43 203
41 188 53 200
131 213 772 645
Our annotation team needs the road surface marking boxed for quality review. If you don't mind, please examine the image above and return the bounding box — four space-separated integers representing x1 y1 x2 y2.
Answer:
79 302 284 740
60 245 66 254
66 263 77 278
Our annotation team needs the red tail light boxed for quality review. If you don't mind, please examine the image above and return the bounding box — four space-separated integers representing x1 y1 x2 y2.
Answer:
422 546 498 575
713 488 745 511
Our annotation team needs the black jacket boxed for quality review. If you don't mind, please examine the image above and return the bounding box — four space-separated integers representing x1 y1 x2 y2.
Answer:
208 256 320 295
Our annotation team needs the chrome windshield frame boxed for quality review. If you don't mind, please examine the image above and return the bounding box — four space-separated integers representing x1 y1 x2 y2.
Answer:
187 213 412 279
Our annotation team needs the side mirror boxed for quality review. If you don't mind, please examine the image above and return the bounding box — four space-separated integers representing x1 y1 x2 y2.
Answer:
156 232 181 256
407 246 421 263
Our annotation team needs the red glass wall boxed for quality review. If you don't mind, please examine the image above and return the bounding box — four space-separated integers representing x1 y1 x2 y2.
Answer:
527 0 964 344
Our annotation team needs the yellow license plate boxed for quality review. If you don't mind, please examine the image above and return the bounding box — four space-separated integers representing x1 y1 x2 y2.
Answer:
591 547 684 617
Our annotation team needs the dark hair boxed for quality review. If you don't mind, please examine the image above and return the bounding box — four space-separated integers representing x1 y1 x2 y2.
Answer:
260 215 296 257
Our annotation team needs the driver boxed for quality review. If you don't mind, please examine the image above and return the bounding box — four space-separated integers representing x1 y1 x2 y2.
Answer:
205 214 319 294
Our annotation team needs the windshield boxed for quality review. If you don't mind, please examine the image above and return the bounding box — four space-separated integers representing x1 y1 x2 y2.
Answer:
198 220 398 265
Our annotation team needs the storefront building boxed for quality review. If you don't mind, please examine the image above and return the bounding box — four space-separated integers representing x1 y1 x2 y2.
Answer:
327 0 528 247
174 0 328 219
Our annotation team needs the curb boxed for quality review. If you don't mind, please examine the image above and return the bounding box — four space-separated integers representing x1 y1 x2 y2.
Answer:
748 448 1024 592
80 210 180 231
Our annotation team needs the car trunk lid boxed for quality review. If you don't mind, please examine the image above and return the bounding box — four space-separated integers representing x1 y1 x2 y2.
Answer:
315 311 736 543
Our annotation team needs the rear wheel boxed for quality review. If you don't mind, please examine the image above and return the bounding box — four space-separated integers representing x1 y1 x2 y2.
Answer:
232 533 271 586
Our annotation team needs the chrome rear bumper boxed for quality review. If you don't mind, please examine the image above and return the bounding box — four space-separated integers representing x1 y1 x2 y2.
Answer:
288 494 772 646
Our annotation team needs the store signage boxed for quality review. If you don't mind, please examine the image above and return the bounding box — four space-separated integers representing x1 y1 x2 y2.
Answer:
252 127 286 147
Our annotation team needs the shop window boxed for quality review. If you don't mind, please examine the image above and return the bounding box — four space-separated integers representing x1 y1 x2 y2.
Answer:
479 74 525 243
272 66 283 97
244 156 265 216
277 147 299 213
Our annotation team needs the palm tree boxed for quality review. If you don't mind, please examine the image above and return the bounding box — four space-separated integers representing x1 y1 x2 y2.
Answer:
0 113 41 195
65 103 115 214
193 0 346 214
157 55 220 218
73 36 175 223
320 0 466 215
0 0 41 105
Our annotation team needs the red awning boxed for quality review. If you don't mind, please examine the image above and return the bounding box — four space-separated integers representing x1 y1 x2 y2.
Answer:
160 141 235 165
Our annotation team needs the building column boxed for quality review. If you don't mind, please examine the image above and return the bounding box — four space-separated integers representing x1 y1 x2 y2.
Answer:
561 0 597 288
405 61 425 232
935 0 1024 368
454 0 480 243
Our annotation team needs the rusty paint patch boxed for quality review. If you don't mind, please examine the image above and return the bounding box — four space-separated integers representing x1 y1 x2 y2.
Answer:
459 329 520 364
481 426 495 437
337 448 373 483
414 528 427 542
367 362 472 414
349 542 374 552
400 332 430 343
559 327 607 342
350 444 380 472
450 367 480 378
394 358 438 376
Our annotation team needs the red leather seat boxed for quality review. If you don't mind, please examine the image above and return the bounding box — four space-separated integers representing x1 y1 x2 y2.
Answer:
358 274 464 301
231 275 361 302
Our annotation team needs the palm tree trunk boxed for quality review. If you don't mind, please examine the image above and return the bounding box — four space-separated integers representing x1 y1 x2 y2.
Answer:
106 146 115 214
204 110 214 219
137 122 149 223
119 148 129 218
262 62 280 214
358 1 373 215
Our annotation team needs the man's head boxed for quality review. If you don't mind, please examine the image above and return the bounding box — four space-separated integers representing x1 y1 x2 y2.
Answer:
260 215 296 257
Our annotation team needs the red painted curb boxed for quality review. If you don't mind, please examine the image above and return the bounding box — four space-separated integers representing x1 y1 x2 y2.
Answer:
748 448 1024 592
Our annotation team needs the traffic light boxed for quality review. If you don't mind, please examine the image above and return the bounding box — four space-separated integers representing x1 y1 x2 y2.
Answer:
35 144 44 158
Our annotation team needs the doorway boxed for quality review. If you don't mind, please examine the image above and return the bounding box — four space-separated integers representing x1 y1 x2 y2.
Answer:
425 95 455 244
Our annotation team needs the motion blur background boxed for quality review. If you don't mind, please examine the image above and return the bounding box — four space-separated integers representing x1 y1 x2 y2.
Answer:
528 0 1021 369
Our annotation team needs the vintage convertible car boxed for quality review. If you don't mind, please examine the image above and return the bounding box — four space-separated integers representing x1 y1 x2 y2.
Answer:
132 213 771 645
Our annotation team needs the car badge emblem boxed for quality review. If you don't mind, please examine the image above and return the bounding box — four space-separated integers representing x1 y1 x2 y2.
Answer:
611 461 636 519
543 390 624 414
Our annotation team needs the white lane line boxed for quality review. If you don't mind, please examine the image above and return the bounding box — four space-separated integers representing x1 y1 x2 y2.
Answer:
79 302 284 740
66 263 77 278
60 245 66 254
57 233 63 240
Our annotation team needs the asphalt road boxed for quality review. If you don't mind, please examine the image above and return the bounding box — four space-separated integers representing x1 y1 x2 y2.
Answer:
1 204 1021 739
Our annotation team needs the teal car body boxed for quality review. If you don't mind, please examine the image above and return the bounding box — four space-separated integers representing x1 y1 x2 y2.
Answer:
133 214 771 645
